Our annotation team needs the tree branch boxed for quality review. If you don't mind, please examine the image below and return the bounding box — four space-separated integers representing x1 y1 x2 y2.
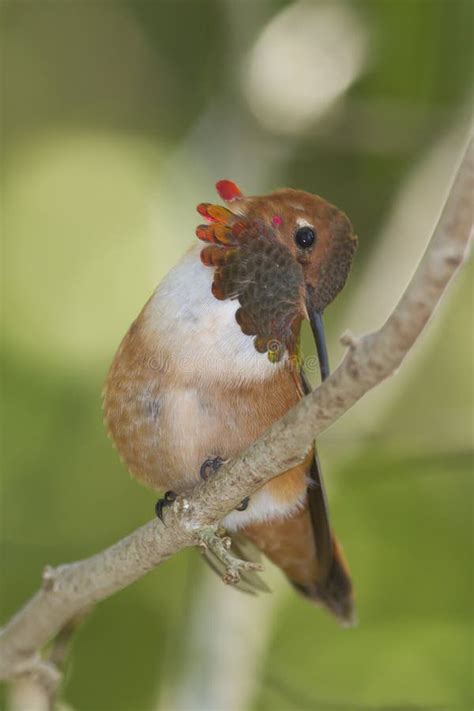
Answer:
0 138 472 692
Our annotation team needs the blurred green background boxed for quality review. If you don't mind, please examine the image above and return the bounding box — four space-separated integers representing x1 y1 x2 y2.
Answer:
1 1 473 710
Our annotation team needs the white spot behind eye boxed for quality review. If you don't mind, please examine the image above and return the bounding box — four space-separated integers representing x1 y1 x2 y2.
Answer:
296 217 313 228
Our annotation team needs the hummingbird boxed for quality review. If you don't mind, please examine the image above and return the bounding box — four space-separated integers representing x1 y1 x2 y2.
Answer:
103 179 358 624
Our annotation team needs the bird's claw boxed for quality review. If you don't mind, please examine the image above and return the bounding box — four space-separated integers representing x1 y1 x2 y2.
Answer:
199 456 225 481
155 490 177 523
236 496 250 511
199 458 250 513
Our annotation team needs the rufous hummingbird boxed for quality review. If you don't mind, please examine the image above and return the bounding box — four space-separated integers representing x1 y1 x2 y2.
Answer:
103 179 358 624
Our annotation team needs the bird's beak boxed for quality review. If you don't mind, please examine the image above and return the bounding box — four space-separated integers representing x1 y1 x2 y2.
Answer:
305 292 330 382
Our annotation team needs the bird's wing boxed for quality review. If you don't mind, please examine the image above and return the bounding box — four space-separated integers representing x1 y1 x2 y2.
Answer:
299 370 333 585
196 205 306 362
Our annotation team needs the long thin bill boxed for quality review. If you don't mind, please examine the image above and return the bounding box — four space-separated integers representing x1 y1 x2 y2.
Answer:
307 303 330 382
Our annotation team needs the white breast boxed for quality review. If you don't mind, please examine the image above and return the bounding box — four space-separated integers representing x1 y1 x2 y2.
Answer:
144 245 286 386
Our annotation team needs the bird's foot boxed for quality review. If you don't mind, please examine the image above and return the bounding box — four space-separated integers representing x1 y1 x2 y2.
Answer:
199 456 225 481
155 490 177 523
197 525 263 586
199 457 251 513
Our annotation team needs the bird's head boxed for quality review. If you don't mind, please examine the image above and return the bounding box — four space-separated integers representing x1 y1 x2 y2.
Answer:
196 180 358 380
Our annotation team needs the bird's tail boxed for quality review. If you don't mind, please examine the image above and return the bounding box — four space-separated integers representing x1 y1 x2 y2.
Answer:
243 505 355 625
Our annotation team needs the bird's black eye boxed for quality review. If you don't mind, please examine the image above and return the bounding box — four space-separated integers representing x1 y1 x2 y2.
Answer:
294 226 315 249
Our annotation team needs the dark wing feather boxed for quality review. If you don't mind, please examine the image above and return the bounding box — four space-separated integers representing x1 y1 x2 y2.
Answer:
307 453 333 586
300 371 334 586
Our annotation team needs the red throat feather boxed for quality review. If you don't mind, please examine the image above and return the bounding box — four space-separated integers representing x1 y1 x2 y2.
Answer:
215 179 243 202
195 181 306 362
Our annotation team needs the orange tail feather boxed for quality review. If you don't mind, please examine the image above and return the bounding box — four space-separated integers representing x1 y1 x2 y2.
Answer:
243 505 355 625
